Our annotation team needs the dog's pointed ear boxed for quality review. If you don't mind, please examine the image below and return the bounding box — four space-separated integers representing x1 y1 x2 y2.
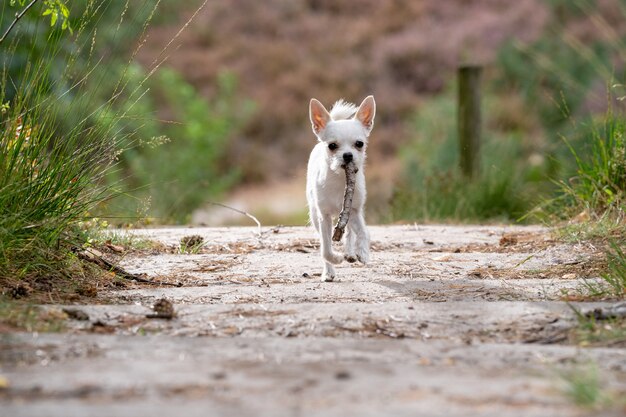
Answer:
310 98 331 135
355 95 376 133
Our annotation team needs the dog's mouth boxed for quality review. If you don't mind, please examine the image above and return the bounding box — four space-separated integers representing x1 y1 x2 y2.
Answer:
340 163 359 173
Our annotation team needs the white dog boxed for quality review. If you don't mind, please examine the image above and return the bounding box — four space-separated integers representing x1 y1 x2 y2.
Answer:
306 96 376 282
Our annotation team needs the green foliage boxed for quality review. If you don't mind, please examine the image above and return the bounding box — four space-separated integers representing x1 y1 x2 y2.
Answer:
392 168 529 223
41 0 72 32
560 359 626 412
0 0 162 286
178 235 205 254
8 0 71 32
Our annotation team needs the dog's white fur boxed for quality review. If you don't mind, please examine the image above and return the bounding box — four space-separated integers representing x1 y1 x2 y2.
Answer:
306 96 376 282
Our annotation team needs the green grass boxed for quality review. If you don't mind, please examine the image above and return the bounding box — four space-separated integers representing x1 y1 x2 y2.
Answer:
555 216 626 243
392 167 530 223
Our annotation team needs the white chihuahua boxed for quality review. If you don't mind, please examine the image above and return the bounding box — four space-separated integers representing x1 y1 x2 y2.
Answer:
307 96 376 282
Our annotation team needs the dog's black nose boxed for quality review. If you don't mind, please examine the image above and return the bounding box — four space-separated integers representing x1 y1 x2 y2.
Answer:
343 152 353 162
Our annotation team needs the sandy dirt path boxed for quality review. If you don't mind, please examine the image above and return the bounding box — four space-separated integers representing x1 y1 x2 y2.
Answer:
1 225 625 416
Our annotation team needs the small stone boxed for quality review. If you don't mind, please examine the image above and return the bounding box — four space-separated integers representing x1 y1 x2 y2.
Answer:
63 308 90 321
335 370 351 380
147 298 176 319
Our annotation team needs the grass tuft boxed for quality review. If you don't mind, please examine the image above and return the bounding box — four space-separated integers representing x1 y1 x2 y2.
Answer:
549 115 626 221
603 241 626 298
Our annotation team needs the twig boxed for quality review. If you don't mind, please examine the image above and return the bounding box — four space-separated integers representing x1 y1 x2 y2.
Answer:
206 201 262 238
0 0 40 44
78 248 181 287
332 161 357 241
512 254 535 269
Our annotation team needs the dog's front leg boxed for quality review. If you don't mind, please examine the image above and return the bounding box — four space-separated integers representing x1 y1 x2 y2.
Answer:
320 213 342 281
344 227 357 263
322 261 336 282
350 208 370 264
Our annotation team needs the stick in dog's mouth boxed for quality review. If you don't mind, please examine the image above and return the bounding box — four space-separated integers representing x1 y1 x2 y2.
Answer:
332 160 357 241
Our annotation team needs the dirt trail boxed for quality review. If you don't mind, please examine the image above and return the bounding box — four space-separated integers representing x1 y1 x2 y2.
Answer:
1 225 625 416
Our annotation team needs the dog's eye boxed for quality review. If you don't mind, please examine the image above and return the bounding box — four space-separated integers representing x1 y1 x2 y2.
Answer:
355 140 364 149
328 143 338 151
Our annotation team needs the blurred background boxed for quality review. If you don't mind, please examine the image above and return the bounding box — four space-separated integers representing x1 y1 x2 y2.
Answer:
4 0 626 226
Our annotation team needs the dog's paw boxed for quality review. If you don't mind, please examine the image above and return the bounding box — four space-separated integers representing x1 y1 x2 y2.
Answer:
322 264 335 282
344 254 357 263
356 248 370 264
321 271 335 282
324 251 343 265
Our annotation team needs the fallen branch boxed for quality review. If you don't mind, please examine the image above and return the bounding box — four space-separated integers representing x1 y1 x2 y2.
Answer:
78 248 181 287
332 161 357 241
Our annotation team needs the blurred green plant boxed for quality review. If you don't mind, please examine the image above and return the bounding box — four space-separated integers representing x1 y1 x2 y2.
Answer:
104 68 254 223
569 303 626 345
561 364 606 408
0 301 67 332
497 37 607 131
496 0 623 132
391 88 550 223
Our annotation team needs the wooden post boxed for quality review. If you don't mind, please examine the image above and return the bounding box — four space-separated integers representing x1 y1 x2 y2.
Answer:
458 65 482 178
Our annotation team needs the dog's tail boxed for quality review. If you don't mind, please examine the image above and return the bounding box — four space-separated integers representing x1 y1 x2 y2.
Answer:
329 99 357 121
